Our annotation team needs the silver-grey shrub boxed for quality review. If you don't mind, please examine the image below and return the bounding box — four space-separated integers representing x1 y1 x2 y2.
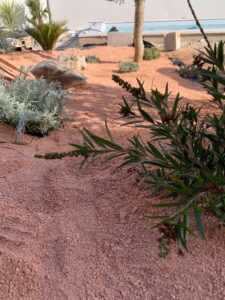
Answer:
119 61 139 73
0 77 66 136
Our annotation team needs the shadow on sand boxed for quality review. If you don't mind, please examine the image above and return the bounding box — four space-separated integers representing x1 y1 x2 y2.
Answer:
158 66 203 92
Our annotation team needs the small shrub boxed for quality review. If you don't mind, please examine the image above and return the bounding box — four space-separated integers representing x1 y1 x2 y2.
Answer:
177 64 201 81
58 55 86 70
0 77 66 136
85 55 101 64
143 48 160 61
118 61 139 73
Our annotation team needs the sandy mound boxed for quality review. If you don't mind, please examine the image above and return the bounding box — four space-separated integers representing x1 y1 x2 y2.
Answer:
0 47 223 299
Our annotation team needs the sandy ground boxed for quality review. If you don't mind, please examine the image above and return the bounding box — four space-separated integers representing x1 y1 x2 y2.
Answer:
0 47 224 300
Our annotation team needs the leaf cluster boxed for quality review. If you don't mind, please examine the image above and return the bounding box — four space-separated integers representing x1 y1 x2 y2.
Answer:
25 0 67 50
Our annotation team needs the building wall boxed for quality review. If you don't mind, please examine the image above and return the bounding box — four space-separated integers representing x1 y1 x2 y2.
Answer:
49 0 225 30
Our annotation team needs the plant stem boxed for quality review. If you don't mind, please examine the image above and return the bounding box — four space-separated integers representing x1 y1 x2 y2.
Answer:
186 0 212 51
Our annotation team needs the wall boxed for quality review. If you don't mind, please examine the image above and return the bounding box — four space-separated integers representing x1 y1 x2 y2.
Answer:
49 0 225 30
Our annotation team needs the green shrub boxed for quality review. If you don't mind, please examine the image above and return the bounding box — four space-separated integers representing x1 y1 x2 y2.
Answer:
177 64 201 81
25 0 67 50
0 78 66 136
143 48 160 61
59 55 78 62
85 55 101 64
0 0 25 32
118 61 139 73
26 22 66 51
58 55 86 70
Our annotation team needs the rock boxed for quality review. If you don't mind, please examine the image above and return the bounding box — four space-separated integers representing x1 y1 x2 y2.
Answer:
31 60 87 88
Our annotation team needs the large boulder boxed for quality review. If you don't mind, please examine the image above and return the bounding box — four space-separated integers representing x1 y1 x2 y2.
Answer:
31 60 87 88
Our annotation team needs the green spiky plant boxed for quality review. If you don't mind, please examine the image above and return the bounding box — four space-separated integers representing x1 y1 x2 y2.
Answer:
0 0 25 32
26 21 66 51
36 1 225 252
25 0 66 50
25 0 48 26
0 0 26 52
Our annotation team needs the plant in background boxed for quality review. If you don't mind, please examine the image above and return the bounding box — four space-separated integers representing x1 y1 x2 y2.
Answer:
58 55 86 71
25 0 48 26
119 61 139 73
143 47 160 61
26 22 66 51
85 55 101 64
25 0 67 50
177 64 201 81
0 0 26 52
0 0 25 32
0 77 66 136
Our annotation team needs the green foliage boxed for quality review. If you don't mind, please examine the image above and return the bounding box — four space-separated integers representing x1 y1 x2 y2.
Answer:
177 64 201 81
26 21 66 51
25 0 66 50
0 0 25 32
119 96 136 117
175 41 225 84
194 41 225 72
0 77 66 136
118 61 139 73
25 0 48 26
143 47 160 61
86 55 101 64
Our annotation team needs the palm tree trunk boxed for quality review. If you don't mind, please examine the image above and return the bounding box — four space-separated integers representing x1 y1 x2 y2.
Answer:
134 0 145 63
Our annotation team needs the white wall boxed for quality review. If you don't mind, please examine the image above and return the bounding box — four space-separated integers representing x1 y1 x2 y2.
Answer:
33 0 225 29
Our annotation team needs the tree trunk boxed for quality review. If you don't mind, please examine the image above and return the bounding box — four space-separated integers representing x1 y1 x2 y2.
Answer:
134 0 145 63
